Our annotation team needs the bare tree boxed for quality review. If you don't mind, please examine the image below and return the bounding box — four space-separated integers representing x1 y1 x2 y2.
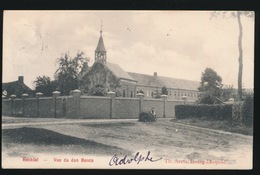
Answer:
211 11 254 101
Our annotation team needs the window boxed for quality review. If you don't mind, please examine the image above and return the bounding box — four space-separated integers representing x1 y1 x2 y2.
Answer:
147 90 149 97
151 92 154 97
131 90 133 98
123 89 125 97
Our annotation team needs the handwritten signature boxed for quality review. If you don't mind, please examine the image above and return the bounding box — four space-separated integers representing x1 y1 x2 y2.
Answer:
109 151 162 166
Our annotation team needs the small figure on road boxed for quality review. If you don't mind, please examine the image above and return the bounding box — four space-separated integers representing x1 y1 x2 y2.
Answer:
150 107 156 121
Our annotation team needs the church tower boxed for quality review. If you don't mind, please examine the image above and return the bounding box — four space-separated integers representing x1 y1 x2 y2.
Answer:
95 21 107 64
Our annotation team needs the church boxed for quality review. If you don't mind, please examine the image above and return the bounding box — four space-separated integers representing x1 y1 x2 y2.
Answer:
79 27 200 101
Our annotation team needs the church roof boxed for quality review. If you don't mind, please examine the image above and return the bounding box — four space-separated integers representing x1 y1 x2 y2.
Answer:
95 35 106 53
105 62 136 81
79 62 136 82
128 72 200 91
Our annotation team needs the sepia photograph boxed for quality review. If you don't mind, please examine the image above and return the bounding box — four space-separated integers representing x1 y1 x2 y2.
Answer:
2 10 254 169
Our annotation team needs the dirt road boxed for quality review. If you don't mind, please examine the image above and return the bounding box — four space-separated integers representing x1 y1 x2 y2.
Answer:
2 116 253 168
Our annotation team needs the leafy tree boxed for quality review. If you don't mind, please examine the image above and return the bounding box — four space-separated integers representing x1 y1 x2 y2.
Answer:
55 51 89 95
221 85 236 102
154 89 161 99
33 76 58 97
211 11 254 101
91 84 106 96
198 68 223 104
161 86 168 95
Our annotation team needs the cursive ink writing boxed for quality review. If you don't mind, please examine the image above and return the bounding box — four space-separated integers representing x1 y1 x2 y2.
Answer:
109 151 162 166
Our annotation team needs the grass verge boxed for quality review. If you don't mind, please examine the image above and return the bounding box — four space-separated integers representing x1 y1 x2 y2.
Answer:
171 118 253 136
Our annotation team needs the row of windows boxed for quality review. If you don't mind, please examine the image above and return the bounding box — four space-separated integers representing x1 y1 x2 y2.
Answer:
138 89 199 99
171 91 199 98
121 88 200 99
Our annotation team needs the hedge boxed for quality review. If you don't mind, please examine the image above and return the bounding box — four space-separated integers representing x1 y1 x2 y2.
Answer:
175 104 232 120
242 95 254 127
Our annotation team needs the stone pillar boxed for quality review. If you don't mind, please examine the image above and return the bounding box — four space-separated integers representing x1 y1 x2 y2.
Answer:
22 93 29 117
73 89 81 118
53 91 60 118
137 93 144 114
10 94 16 116
107 91 116 119
36 92 43 118
161 94 167 118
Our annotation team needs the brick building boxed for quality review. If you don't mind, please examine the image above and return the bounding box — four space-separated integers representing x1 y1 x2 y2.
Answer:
79 27 200 101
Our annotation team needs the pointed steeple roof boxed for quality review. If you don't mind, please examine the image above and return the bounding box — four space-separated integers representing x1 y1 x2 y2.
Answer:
95 34 106 53
95 20 106 53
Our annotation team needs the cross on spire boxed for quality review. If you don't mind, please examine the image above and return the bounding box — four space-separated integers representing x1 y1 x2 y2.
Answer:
100 20 103 35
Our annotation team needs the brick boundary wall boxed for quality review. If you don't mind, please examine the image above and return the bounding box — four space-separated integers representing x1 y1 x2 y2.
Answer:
2 90 195 119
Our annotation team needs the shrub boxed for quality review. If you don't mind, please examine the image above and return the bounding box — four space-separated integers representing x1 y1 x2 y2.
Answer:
242 94 254 127
139 112 156 122
175 104 232 120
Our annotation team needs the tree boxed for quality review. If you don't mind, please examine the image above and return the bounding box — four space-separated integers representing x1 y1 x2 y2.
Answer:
211 11 254 101
154 89 161 99
33 76 58 97
91 84 106 96
55 51 89 95
161 86 168 95
198 68 223 104
221 85 236 102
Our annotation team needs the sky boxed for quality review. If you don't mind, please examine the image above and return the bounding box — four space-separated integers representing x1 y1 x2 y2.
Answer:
3 11 254 89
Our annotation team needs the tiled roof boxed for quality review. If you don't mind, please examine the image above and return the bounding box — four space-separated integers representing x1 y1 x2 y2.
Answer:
127 72 162 87
105 62 136 81
158 76 200 91
128 72 200 91
2 81 33 98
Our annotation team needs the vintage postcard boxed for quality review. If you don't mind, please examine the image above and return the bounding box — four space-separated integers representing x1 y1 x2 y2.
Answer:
2 10 254 169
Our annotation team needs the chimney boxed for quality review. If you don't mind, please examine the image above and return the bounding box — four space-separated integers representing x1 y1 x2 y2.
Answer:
18 76 24 83
154 72 157 77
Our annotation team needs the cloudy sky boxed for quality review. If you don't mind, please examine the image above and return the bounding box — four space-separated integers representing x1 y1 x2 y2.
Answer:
3 11 254 89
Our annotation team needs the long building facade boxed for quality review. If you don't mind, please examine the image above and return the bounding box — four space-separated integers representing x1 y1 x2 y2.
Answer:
79 28 200 101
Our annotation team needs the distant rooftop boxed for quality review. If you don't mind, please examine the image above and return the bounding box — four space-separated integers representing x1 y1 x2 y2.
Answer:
128 72 200 91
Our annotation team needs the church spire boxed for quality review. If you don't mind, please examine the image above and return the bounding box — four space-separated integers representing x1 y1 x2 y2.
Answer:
95 20 107 64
